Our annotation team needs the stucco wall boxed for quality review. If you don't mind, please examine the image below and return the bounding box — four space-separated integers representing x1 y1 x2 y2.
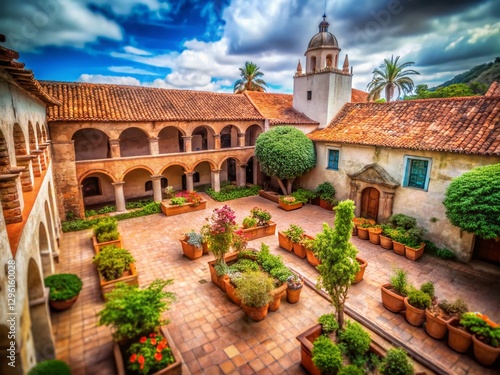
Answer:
300 142 500 261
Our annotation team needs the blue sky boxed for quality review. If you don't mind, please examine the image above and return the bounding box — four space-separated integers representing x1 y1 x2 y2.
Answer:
2 0 499 93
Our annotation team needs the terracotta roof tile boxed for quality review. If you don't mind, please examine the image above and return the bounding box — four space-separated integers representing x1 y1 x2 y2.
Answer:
309 96 500 156
485 81 500 97
351 88 369 103
42 81 264 122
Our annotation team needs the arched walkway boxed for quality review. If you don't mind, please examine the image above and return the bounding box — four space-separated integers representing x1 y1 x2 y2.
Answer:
192 161 212 189
123 167 155 202
220 125 238 148
44 201 58 256
81 172 115 209
245 124 262 146
192 126 215 151
158 126 184 154
161 165 186 191
72 129 110 161
0 129 10 174
120 128 149 157
221 158 237 184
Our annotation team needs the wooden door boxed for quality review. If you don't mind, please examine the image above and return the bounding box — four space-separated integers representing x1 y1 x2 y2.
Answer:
361 187 380 221
474 237 500 265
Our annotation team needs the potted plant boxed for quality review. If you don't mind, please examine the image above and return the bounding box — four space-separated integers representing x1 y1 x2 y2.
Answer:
242 216 257 229
286 273 304 304
315 182 336 211
311 335 342 374
316 200 360 330
379 224 394 250
356 218 375 240
97 279 181 375
381 268 409 313
179 230 204 260
92 217 122 252
368 224 382 245
44 273 83 311
447 314 473 354
92 245 138 298
404 284 433 327
160 190 206 216
234 270 274 321
379 348 414 375
302 236 320 267
279 195 303 211
403 227 426 261
461 312 500 366
425 298 468 340
390 228 408 256
353 257 368 284
27 360 71 375
240 207 276 240
279 224 304 252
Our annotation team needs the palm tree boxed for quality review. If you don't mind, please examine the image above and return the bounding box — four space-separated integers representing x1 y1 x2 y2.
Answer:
233 61 268 93
367 56 420 102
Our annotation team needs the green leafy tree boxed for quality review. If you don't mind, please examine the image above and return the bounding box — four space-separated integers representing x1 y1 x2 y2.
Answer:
444 164 500 239
406 83 486 99
315 200 360 330
233 61 268 93
367 55 420 102
254 126 316 194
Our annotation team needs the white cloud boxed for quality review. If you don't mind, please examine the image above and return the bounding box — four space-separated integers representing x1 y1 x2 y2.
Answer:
467 22 500 44
82 0 168 16
108 66 160 75
123 46 153 56
77 74 141 86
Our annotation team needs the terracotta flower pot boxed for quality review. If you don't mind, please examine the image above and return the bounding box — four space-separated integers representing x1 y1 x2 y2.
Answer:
405 243 425 261
379 235 393 250
319 199 334 211
424 309 448 339
353 257 367 284
404 297 426 327
472 333 500 366
447 318 472 353
241 303 269 322
224 278 241 306
292 241 307 259
286 282 304 304
380 283 405 313
392 240 406 256
269 288 287 312
278 231 293 251
368 227 382 245
179 240 203 260
279 200 303 211
357 227 369 240
306 248 320 267
49 295 79 311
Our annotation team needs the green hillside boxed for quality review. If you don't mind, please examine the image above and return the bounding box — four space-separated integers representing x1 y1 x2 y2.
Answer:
434 57 500 89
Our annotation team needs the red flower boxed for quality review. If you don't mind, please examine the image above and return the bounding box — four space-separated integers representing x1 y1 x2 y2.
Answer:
150 333 155 338
140 336 147 344
157 345 163 352
129 354 137 363
154 353 162 361
150 338 157 345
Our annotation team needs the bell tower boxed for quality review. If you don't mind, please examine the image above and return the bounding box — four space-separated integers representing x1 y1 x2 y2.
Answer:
293 15 352 128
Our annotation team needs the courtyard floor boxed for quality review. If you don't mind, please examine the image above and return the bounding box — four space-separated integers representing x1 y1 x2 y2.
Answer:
51 194 500 374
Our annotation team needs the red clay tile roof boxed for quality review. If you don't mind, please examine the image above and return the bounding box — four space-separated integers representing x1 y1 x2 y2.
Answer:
0 35 59 106
42 81 264 122
485 81 500 97
309 96 500 156
351 88 369 103
244 91 318 125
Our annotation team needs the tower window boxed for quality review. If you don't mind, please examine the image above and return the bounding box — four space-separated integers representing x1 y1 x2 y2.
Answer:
307 91 312 100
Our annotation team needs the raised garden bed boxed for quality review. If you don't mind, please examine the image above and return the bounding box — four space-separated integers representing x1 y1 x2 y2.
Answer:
240 221 277 240
160 199 207 217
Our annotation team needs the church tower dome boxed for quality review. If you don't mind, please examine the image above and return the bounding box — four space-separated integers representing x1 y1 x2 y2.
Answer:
305 14 341 72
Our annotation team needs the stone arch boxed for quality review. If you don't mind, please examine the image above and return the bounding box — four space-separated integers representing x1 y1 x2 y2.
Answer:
27 258 56 363
218 155 243 169
122 167 156 202
220 157 239 183
13 123 27 156
191 161 212 188
72 129 110 161
0 129 11 174
41 125 48 143
326 54 333 68
119 127 150 157
36 123 43 146
220 125 239 148
79 169 117 184
161 164 187 191
38 221 53 277
80 172 115 209
245 124 263 146
191 125 215 151
28 122 37 151
0 324 21 374
158 126 185 154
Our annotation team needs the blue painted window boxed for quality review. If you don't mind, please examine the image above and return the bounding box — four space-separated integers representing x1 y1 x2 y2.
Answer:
327 149 339 170
403 156 432 191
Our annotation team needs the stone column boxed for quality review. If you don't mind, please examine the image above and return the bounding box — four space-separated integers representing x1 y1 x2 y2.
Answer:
0 174 23 224
214 134 221 150
184 172 194 191
148 137 159 155
109 139 121 158
211 169 221 192
383 192 395 222
182 136 192 152
112 181 127 213
355 185 362 217
31 149 44 177
237 132 245 147
38 144 48 170
237 164 247 187
151 175 163 202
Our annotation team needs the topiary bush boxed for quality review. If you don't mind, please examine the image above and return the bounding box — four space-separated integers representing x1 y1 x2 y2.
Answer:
28 360 71 375
339 320 371 359
44 274 82 301
318 313 339 334
338 364 364 375
380 348 414 375
312 335 342 374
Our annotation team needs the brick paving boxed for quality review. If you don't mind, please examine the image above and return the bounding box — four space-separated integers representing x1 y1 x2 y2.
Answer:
52 194 500 374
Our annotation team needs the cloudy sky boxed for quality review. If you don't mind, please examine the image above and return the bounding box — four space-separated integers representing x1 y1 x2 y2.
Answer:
2 0 499 93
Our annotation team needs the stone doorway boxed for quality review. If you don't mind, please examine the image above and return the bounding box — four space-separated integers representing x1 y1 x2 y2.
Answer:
473 237 500 265
360 187 380 221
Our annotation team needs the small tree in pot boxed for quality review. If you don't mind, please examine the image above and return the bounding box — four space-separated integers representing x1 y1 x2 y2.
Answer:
315 200 359 330
202 205 237 267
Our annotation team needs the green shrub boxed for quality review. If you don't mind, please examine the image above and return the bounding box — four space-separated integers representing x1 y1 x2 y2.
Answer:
97 279 175 342
93 246 135 281
318 313 339 334
339 320 371 358
250 207 272 226
206 185 261 201
407 288 432 310
311 335 342 374
380 348 414 375
389 214 417 230
291 188 317 203
98 205 116 214
126 198 153 209
44 274 82 301
315 182 336 201
390 268 409 296
169 197 187 206
28 360 71 375
97 230 120 243
283 224 304 243
420 281 435 299
85 209 97 217
228 259 260 273
438 298 468 318
338 365 364 375
423 240 457 260
242 216 257 228
269 266 293 283
234 270 274 308
93 217 118 242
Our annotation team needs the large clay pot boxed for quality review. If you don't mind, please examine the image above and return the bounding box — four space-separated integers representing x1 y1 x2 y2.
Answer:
306 248 320 267
424 309 448 339
447 318 472 353
405 243 425 261
392 240 406 256
287 284 303 304
368 227 382 245
404 297 426 327
380 283 405 313
224 278 241 306
379 235 393 250
472 334 500 366
179 240 203 260
49 295 79 311
353 257 367 284
278 231 293 251
292 241 307 259
241 303 269 322
357 227 369 240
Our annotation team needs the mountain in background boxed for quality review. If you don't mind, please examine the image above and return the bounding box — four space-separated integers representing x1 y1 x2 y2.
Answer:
432 57 500 89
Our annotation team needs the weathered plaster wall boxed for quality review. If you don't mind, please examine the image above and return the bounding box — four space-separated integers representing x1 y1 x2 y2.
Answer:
300 142 500 261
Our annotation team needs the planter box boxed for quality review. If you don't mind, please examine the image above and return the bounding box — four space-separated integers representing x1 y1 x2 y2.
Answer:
179 240 203 260
241 221 277 240
114 326 182 375
379 235 393 250
160 199 206 217
405 243 425 261
208 253 238 292
319 199 334 211
278 231 293 251
293 234 314 259
392 240 406 256
279 200 303 211
92 235 122 254
98 264 139 300
306 248 320 267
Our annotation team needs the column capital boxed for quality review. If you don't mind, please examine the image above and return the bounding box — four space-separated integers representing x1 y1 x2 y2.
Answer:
150 174 163 180
182 135 192 140
148 136 159 141
184 171 195 176
109 138 120 145
213 134 221 138
211 169 222 173
112 181 125 186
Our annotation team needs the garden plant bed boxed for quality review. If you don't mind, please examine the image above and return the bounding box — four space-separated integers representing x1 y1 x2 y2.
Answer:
240 221 277 240
160 199 207 216
92 235 122 254
98 264 139 300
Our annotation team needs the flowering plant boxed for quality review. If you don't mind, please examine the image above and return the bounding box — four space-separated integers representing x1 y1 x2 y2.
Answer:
232 229 248 252
460 312 500 347
280 195 297 205
128 333 175 374
250 207 271 226
164 186 176 199
175 191 203 205
202 205 237 265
